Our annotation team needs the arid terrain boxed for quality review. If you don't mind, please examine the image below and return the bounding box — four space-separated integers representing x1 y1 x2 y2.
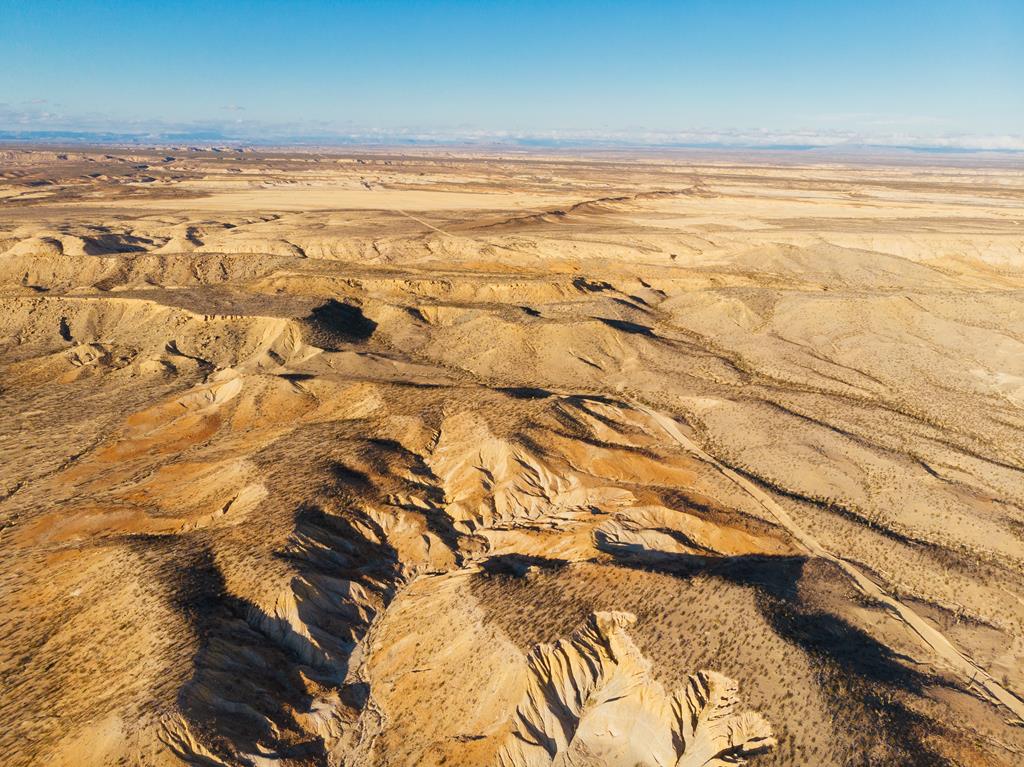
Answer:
2 145 1024 766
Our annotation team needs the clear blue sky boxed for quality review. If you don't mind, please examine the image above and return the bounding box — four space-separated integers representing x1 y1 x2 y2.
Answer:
1 0 1021 146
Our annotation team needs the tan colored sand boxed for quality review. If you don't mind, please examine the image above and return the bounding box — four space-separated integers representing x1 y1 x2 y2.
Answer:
2 146 1024 767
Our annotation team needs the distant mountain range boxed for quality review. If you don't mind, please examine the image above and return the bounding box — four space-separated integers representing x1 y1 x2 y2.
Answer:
1 128 1021 154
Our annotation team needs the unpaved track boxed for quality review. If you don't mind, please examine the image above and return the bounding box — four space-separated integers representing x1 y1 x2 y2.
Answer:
637 404 1024 724
397 203 1024 723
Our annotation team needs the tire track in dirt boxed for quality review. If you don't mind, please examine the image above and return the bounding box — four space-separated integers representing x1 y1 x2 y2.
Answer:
394 198 1024 723
636 403 1024 724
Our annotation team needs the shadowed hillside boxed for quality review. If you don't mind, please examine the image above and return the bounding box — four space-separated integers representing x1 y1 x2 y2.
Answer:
2 147 1024 766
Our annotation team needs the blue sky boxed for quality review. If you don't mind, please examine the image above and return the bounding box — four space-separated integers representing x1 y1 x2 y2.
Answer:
1 0 1021 147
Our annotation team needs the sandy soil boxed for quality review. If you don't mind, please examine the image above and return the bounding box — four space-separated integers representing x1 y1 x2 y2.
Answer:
1 145 1023 766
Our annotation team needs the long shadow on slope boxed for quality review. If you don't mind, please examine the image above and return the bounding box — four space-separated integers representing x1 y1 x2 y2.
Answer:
301 299 377 349
359 437 471 558
596 317 657 337
158 490 413 763
605 550 952 766
499 386 555 400
480 553 569 577
149 538 332 766
573 277 613 293
276 502 404 664
150 438 443 765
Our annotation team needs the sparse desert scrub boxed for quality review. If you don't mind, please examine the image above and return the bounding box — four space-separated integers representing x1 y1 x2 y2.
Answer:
3 149 1024 766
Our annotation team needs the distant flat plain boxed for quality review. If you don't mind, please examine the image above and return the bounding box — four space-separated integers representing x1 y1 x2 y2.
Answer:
1 145 1023 767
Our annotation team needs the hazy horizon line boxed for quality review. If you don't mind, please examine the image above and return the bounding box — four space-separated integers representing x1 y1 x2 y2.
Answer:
3 127 1023 155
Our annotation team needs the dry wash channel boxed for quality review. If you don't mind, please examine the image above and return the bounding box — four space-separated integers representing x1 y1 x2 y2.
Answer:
2 146 1024 767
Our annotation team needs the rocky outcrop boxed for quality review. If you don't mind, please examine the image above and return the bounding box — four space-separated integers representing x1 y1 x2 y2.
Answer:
498 611 775 767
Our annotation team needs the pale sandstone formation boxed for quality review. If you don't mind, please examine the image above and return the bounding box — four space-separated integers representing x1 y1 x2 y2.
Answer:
2 147 1024 767
498 611 775 767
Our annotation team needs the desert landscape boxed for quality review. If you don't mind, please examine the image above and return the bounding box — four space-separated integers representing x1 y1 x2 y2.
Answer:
1 145 1024 766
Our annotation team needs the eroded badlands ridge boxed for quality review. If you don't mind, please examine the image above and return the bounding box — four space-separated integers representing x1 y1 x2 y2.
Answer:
1 147 1024 766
